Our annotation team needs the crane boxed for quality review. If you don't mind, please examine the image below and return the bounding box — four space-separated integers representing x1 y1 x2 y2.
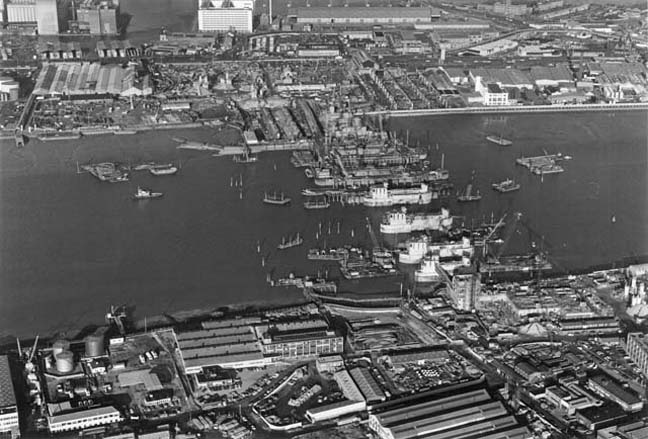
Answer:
488 211 523 263
28 335 39 363
481 213 507 258
366 217 380 251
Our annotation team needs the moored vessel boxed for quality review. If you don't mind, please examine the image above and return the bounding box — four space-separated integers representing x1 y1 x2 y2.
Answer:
263 191 291 206
149 164 178 176
362 183 433 207
486 135 513 146
278 233 303 250
380 207 453 235
304 199 330 210
492 178 521 193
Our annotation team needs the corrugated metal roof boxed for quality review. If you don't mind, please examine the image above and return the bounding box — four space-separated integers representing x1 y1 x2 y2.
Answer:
48 405 120 424
296 6 434 20
0 355 16 408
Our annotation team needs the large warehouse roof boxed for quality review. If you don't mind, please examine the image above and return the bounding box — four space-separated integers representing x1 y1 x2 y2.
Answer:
0 355 16 408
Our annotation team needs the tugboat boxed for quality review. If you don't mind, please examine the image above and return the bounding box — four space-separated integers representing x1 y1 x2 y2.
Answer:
492 178 521 193
149 164 178 176
278 233 303 250
263 191 291 206
133 187 163 200
304 199 330 210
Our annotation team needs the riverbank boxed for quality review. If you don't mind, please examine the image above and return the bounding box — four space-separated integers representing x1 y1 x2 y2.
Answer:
366 102 648 117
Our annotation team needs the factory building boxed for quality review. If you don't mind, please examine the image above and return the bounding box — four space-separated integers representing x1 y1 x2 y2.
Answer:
587 374 643 413
198 0 254 33
258 319 344 360
349 367 386 404
626 332 648 380
6 0 36 22
75 0 118 35
176 323 268 374
0 356 19 439
35 0 58 34
464 39 518 57
368 388 530 439
0 77 19 101
47 405 122 433
295 7 439 25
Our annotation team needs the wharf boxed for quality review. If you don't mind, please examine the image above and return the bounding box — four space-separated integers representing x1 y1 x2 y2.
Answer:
364 102 648 117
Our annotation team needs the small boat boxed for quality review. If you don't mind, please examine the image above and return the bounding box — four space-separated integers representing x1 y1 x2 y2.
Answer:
304 199 330 210
263 191 291 206
133 186 163 200
132 162 156 171
149 164 178 176
486 135 512 146
108 174 130 183
492 178 521 193
278 233 304 250
302 188 326 196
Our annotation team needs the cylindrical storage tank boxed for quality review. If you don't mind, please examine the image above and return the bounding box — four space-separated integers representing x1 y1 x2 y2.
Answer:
52 339 69 357
85 335 104 357
55 351 74 374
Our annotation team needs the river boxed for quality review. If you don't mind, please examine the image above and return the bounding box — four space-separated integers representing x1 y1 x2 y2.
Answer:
0 111 646 338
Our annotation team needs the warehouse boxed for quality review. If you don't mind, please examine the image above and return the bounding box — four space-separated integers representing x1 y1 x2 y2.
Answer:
295 7 440 25
0 356 19 439
176 324 268 373
349 367 386 404
47 405 122 433
368 388 530 439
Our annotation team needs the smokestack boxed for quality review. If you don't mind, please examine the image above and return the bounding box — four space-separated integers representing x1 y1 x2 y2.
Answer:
268 0 272 21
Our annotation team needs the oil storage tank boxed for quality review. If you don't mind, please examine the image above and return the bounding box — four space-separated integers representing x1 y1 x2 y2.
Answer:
55 351 74 374
85 335 104 357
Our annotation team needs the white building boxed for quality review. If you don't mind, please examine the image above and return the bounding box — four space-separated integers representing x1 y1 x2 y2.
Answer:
48 406 122 433
474 76 510 106
198 0 254 33
6 0 36 23
0 356 19 439
465 39 518 57
35 0 58 34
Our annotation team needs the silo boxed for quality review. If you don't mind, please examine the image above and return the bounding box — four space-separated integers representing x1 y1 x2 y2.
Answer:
52 339 69 357
55 351 74 374
85 335 104 357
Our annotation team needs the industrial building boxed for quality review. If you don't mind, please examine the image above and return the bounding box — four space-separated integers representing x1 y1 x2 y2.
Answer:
176 323 268 374
368 388 530 439
75 0 118 35
47 405 122 433
626 332 648 379
32 62 151 97
257 319 344 360
0 356 19 439
295 7 439 25
35 0 58 34
349 367 386 404
0 77 19 101
6 0 36 23
587 374 643 413
464 39 518 57
198 0 254 33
